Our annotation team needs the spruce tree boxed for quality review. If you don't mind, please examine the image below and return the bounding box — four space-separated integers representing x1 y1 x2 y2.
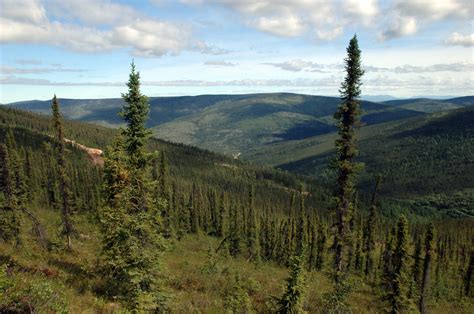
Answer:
409 237 422 299
189 183 199 234
364 176 381 279
385 215 410 313
0 143 20 244
217 191 227 238
246 186 260 262
277 254 307 313
382 227 395 297
419 223 434 314
158 151 168 198
52 96 74 250
465 250 474 297
332 34 364 284
99 62 167 311
228 199 241 257
315 223 327 271
307 220 317 270
295 189 306 256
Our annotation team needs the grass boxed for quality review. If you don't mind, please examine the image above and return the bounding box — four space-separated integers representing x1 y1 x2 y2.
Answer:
2 206 472 313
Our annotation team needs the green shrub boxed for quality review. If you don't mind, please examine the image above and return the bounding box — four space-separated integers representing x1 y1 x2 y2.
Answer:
0 265 68 313
224 273 252 313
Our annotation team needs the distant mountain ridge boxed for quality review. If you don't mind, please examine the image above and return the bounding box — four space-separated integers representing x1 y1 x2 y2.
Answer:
6 93 473 156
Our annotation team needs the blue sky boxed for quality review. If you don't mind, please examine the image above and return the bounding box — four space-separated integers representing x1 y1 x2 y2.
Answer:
0 0 473 103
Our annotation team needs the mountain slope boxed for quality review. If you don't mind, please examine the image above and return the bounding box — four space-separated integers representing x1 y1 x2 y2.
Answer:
250 108 474 217
0 106 316 212
8 93 426 155
383 96 474 113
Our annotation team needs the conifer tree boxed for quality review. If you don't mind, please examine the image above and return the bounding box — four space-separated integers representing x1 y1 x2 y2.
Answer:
295 189 306 256
277 254 307 313
189 183 199 234
332 34 364 284
465 250 474 297
52 96 74 250
246 186 260 262
307 220 317 270
209 189 219 236
385 215 410 313
6 131 27 210
228 199 241 257
315 223 327 271
217 191 227 238
382 227 396 293
364 176 381 279
419 223 434 314
409 237 422 298
353 228 363 272
99 62 166 311
158 151 168 198
0 143 20 244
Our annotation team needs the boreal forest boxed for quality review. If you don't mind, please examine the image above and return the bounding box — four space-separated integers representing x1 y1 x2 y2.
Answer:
1 36 473 313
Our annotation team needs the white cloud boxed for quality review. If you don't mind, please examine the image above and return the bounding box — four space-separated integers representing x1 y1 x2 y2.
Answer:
191 41 231 55
180 0 381 40
110 19 191 57
1 0 47 23
264 59 474 74
0 0 225 57
380 0 473 41
380 16 417 40
263 60 332 72
15 59 43 65
252 14 304 37
47 0 141 26
365 62 474 73
179 0 472 42
1 65 86 74
445 32 474 47
204 60 236 66
394 0 472 21
345 0 378 24
2 75 472 96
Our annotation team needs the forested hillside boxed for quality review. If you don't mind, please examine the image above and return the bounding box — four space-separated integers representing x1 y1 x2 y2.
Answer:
8 93 433 154
382 96 474 113
248 108 474 218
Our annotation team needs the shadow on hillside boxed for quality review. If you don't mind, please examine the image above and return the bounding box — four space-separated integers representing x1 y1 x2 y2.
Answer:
48 257 93 293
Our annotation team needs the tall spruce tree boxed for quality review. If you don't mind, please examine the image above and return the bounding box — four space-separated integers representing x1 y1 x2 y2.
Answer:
409 237 422 298
295 188 306 256
0 143 20 244
228 199 242 257
315 223 327 271
385 215 410 313
364 176 381 279
99 62 167 311
246 186 260 262
52 96 74 250
332 34 364 284
419 223 434 313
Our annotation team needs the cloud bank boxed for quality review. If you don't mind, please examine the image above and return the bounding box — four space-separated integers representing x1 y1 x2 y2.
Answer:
0 0 226 57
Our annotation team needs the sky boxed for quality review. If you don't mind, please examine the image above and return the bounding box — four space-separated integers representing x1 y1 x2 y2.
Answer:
0 0 473 103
